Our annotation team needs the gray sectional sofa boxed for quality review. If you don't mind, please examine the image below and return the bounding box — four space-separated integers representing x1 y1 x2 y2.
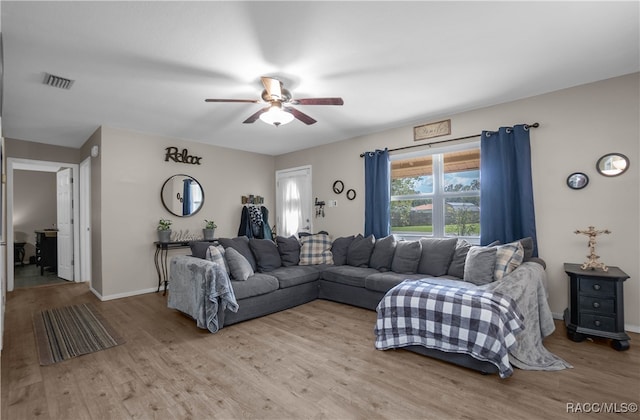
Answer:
169 233 543 374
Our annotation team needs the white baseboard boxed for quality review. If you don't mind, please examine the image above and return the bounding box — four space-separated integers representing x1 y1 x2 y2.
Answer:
90 286 160 301
552 312 639 334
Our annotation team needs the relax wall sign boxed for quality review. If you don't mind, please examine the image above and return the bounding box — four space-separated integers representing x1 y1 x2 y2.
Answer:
164 147 202 165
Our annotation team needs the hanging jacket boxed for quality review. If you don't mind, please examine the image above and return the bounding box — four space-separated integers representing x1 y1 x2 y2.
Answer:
238 205 273 240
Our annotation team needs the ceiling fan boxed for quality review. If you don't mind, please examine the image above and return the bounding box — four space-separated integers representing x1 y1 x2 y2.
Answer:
205 76 344 127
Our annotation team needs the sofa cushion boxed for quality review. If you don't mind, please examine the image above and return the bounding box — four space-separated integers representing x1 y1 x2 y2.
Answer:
275 235 301 266
219 236 257 271
249 238 282 272
365 272 428 293
321 265 378 288
494 241 525 280
463 246 497 285
331 235 355 266
347 234 375 267
299 233 334 265
189 241 212 259
391 240 422 274
231 274 279 300
418 237 458 277
369 235 397 272
225 247 254 281
269 266 321 289
447 239 472 278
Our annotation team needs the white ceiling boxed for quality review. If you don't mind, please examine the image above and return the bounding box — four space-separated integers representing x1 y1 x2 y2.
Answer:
1 1 638 156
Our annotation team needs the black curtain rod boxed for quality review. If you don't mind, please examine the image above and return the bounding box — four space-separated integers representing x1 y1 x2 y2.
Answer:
360 122 539 157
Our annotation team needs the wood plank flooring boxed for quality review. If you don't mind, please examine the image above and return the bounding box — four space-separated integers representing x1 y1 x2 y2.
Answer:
2 282 639 419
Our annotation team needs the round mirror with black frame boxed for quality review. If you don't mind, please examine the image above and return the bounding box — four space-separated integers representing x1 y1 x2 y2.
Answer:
596 153 629 177
567 172 589 190
161 174 204 217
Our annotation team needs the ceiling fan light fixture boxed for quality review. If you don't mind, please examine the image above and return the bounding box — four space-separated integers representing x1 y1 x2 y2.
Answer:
259 102 294 127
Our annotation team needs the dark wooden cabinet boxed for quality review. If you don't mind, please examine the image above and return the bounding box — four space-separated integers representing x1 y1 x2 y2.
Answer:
564 263 630 351
35 231 58 276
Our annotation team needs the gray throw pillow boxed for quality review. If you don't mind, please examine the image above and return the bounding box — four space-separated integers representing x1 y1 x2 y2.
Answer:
347 234 375 267
331 235 355 265
249 238 282 272
418 237 458 276
519 237 535 260
225 247 254 281
463 246 497 285
189 241 212 260
447 239 472 278
275 236 301 266
218 236 257 271
391 241 422 274
369 235 397 272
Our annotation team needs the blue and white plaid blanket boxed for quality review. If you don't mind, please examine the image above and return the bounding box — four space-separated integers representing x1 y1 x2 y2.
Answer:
375 280 525 378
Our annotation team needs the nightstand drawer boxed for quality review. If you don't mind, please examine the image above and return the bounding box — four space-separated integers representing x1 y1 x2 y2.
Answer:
580 313 616 332
579 277 614 297
579 296 615 314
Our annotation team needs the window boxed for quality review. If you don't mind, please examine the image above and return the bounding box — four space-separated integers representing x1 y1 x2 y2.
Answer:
390 143 480 241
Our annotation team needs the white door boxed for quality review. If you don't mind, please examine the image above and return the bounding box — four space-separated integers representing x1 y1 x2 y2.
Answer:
276 166 312 238
57 168 74 281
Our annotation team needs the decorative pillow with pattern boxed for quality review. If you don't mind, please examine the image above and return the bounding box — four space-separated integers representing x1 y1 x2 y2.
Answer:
299 233 334 265
206 245 229 273
494 241 525 280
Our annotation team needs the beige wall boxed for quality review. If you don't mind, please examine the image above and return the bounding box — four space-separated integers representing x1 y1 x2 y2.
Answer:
95 126 275 298
275 73 640 331
5 138 82 164
80 127 102 294
12 170 57 262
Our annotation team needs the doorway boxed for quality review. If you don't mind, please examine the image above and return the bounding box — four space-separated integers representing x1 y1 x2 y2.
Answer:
6 158 82 292
275 166 312 238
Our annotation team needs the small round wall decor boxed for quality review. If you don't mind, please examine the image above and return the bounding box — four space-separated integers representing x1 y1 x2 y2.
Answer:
332 180 344 194
346 189 357 200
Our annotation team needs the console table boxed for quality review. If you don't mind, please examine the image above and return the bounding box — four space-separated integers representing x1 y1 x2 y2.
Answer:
154 240 217 295
564 263 630 351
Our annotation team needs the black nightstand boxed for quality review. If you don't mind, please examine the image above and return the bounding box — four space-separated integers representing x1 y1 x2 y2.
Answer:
564 263 630 351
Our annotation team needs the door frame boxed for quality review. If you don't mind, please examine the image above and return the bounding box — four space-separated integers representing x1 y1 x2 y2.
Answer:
6 158 81 291
79 157 92 285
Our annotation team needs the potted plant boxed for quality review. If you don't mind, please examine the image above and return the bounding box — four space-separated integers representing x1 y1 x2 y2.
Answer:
157 219 172 243
203 219 217 241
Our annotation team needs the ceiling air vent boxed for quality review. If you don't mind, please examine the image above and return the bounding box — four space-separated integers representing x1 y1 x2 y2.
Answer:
43 73 75 90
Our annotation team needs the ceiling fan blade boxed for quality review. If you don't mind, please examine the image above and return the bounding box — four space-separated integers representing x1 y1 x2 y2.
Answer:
291 98 344 106
243 106 270 124
287 106 317 125
261 76 283 100
205 99 260 103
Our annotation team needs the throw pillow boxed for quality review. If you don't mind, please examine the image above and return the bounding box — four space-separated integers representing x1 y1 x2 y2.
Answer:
331 235 355 266
347 234 375 267
225 247 254 281
299 233 334 265
494 241 525 280
391 240 422 274
189 241 212 260
369 235 397 272
463 246 497 285
218 236 257 271
418 237 458 276
519 237 535 260
249 238 282 272
447 239 472 278
206 245 229 273
275 236 301 267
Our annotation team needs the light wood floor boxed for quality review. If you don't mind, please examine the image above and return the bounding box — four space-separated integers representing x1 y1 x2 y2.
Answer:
2 282 639 420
